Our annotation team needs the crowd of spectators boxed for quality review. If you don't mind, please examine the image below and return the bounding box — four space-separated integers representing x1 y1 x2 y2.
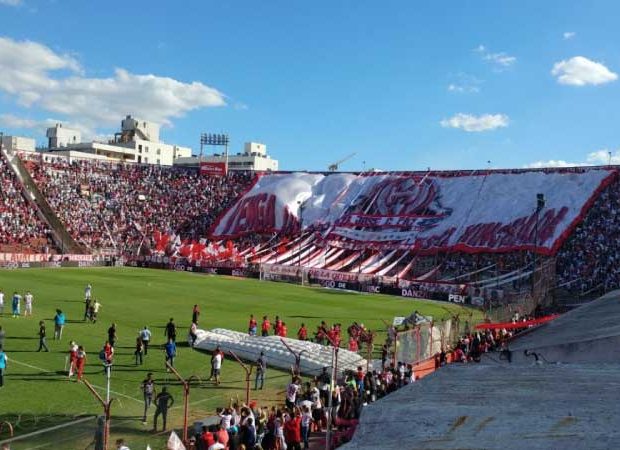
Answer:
556 178 620 295
9 151 620 299
0 153 53 253
21 154 253 254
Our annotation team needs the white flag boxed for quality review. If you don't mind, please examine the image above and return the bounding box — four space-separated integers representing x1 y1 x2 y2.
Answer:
167 431 186 450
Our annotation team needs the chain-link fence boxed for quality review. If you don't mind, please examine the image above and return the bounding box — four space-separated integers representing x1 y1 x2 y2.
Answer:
395 317 465 366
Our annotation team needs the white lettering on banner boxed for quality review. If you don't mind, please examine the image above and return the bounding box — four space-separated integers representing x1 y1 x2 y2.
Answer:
309 267 358 283
401 288 423 298
0 253 92 262
211 170 614 254
262 264 300 277
200 162 227 176
448 294 466 303
393 316 406 326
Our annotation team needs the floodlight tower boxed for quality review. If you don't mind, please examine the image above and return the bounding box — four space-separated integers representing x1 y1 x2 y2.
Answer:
200 133 230 174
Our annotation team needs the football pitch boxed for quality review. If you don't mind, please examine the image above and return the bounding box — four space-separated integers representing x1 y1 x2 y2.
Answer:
0 267 480 449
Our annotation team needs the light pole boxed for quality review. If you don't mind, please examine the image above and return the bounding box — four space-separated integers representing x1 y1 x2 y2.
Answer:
297 201 305 268
229 351 253 405
324 333 340 450
83 377 113 450
166 362 201 445
200 133 230 174
532 193 545 297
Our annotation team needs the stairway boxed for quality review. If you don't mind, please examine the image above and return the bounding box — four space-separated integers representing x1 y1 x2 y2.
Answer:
9 153 86 254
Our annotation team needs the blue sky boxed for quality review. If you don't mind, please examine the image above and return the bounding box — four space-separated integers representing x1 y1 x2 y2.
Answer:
1 0 620 171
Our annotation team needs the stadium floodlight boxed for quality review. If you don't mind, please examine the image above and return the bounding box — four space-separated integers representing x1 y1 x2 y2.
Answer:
199 132 230 173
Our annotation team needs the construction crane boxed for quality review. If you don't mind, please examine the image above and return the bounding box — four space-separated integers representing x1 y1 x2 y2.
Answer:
328 152 356 172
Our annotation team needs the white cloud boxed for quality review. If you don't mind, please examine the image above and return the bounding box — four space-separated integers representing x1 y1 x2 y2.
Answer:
0 113 38 128
551 56 617 86
474 44 516 69
447 73 482 94
0 0 22 6
440 113 509 132
563 32 576 40
525 159 584 168
0 113 98 139
586 149 620 164
526 149 620 168
448 83 480 93
0 37 226 135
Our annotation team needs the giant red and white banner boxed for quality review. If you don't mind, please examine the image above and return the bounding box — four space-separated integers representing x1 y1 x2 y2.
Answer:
210 169 616 254
200 161 227 176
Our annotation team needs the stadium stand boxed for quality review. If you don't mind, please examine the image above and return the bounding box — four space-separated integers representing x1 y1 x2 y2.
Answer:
3 151 620 302
0 151 54 253
19 153 254 254
556 178 620 295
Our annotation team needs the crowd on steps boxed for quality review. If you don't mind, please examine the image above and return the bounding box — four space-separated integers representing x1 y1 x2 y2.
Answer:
20 154 253 254
0 152 53 253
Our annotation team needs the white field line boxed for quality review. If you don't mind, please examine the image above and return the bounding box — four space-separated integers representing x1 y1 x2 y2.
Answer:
10 358 143 404
0 416 95 445
5 358 238 449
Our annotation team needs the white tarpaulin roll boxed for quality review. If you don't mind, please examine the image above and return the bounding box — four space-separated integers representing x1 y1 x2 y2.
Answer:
192 328 367 376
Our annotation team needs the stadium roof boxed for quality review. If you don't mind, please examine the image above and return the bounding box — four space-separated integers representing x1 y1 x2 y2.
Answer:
342 290 620 450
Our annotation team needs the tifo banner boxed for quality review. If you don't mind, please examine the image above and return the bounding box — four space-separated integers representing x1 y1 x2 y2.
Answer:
200 161 227 176
211 170 615 254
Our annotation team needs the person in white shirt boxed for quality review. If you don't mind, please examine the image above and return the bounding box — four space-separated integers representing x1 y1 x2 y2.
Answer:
208 433 225 450
189 322 198 347
140 326 152 355
301 405 313 449
24 292 33 316
0 289 4 315
91 300 101 323
212 351 223 385
115 438 130 450
219 408 232 429
286 377 301 409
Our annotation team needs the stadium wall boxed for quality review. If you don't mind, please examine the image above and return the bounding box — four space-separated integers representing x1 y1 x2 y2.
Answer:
126 257 483 308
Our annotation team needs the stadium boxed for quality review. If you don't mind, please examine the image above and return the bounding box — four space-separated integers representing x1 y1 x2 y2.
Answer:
2 135 620 450
1 3 620 450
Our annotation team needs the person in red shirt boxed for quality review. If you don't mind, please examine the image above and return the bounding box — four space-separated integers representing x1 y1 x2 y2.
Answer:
261 316 271 337
279 322 288 338
297 323 308 341
216 424 229 448
68 341 78 378
200 425 215 448
327 327 337 347
76 346 86 381
248 314 258 336
348 336 358 352
284 409 302 450
274 316 283 336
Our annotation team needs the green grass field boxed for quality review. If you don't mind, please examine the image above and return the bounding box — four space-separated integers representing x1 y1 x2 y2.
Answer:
0 267 481 449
